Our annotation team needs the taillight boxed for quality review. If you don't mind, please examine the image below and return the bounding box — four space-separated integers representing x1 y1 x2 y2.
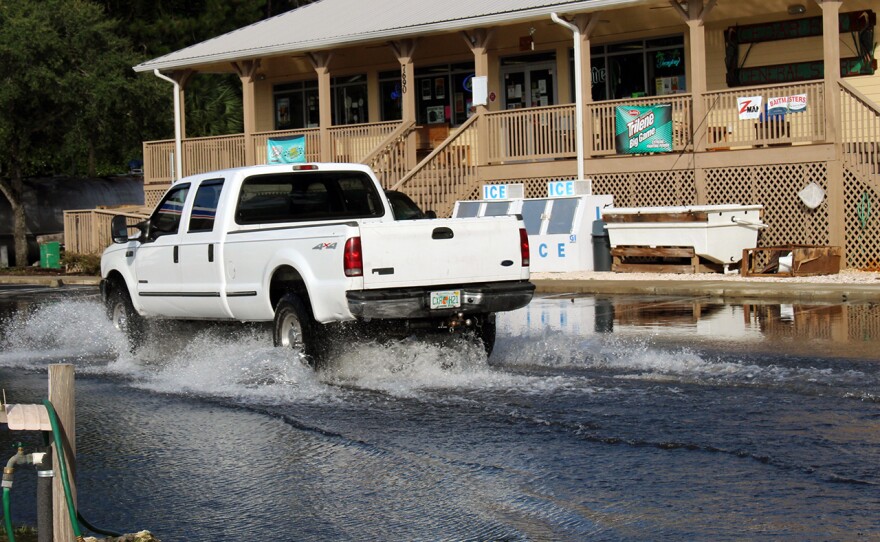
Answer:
344 237 363 277
519 228 530 267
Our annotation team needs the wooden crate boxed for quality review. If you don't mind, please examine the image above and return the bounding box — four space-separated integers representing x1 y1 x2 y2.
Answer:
611 246 700 274
740 245 842 277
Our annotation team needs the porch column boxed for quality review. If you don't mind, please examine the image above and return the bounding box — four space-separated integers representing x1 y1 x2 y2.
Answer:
171 70 193 138
573 14 600 159
462 28 495 166
391 39 418 169
821 0 845 260
673 0 715 203
232 60 261 165
308 52 334 161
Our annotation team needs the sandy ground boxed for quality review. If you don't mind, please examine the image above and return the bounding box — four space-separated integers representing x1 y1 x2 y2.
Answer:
531 269 880 285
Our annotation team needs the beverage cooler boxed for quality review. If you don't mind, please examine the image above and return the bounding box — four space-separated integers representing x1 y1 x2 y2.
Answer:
453 182 613 272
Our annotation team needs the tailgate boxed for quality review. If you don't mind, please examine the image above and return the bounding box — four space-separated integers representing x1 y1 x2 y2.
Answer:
359 216 526 289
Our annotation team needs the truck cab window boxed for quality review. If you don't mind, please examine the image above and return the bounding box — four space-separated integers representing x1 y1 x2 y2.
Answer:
151 184 190 238
236 171 384 224
189 180 224 232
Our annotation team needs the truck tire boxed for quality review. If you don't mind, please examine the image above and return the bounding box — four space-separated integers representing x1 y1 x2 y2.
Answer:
106 283 145 351
474 313 497 357
273 293 322 367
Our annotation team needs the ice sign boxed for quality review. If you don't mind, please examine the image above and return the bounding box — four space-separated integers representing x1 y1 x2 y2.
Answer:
482 183 524 200
547 180 591 197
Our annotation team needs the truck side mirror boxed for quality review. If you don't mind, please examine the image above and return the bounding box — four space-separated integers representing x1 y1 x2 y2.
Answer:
425 210 437 219
111 215 129 244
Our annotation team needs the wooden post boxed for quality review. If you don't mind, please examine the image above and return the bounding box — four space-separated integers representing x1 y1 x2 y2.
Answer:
308 52 334 162
233 60 261 166
49 364 76 542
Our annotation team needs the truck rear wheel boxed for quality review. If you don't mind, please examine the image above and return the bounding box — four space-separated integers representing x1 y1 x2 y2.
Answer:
273 293 322 367
106 283 145 351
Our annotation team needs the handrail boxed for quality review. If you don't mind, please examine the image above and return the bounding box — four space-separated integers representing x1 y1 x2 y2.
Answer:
361 119 415 166
362 120 417 189
840 80 880 116
392 112 481 191
839 80 880 190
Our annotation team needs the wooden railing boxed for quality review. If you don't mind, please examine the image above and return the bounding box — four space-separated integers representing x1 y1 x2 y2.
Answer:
392 113 481 217
840 81 880 187
143 140 175 185
250 127 321 164
362 120 417 189
63 209 147 255
484 104 577 163
182 134 246 177
703 81 825 149
329 121 402 163
589 93 693 155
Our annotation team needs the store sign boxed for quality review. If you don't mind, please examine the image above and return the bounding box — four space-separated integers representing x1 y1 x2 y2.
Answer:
267 135 306 164
767 94 808 117
547 180 591 197
730 10 875 44
615 105 673 154
737 96 763 120
482 183 524 200
736 58 875 85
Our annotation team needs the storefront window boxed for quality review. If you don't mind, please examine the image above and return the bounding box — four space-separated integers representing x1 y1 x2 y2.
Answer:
332 74 368 125
572 36 685 101
274 81 319 130
415 62 474 126
379 69 402 121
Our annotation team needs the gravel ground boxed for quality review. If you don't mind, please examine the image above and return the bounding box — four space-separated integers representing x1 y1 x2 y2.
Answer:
531 269 880 284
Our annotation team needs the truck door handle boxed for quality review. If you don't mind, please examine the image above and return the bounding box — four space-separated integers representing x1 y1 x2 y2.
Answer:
208 244 214 262
173 245 179 263
432 227 454 240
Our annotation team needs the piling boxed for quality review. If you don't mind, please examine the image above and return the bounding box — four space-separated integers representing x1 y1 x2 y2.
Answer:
48 364 76 542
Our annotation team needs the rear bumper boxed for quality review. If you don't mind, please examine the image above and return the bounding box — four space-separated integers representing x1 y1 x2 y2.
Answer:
347 280 535 320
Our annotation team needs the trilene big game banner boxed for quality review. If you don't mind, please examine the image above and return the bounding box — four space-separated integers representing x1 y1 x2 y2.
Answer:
615 104 673 154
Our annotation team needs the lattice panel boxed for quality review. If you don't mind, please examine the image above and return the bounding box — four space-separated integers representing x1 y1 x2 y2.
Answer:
705 163 830 250
591 170 696 207
843 168 880 270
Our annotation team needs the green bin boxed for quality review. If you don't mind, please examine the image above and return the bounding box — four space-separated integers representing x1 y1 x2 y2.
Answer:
40 241 61 269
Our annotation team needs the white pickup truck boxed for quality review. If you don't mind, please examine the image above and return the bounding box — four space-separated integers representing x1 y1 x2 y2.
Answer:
100 163 534 364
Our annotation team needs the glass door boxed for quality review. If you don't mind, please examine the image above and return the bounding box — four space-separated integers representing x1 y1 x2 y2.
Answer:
502 62 557 109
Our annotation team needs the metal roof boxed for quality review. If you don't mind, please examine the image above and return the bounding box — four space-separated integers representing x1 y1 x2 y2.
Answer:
134 0 645 72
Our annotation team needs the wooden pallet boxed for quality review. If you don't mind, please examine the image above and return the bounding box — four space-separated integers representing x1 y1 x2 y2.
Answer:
611 246 700 274
740 245 842 277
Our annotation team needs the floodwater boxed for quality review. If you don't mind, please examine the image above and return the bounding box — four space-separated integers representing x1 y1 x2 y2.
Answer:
1 286 879 541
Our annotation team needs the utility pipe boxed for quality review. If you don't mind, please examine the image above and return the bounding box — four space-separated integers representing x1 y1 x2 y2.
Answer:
153 69 183 182
36 451 52 542
551 13 585 183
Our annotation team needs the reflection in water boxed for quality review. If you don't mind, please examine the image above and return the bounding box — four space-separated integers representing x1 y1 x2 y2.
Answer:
514 295 880 359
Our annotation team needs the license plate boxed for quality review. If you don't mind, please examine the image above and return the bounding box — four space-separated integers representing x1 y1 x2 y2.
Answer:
430 290 461 310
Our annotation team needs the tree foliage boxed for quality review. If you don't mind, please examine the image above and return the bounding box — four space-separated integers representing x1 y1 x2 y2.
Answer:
0 0 315 264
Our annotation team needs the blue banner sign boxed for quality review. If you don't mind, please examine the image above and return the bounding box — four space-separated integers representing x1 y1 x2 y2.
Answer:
267 135 306 164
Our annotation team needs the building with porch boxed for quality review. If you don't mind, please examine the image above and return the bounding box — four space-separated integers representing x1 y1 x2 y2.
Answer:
65 0 879 269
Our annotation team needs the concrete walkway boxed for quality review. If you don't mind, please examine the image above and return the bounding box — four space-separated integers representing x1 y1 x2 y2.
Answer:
2 273 877 302
532 278 880 303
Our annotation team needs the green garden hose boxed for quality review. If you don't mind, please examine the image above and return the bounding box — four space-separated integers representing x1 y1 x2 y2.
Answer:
42 399 85 541
3 486 13 542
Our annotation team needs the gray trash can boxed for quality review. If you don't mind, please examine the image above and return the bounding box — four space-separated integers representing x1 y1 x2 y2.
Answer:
591 220 612 271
